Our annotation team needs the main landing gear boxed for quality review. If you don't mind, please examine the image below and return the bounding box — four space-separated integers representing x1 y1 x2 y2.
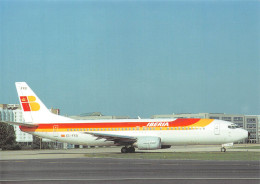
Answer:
220 147 226 152
121 146 135 153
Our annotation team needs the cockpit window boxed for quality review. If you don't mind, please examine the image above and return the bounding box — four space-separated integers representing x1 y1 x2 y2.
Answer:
228 124 238 129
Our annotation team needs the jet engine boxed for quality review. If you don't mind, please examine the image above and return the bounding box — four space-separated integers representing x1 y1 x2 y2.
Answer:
136 136 161 150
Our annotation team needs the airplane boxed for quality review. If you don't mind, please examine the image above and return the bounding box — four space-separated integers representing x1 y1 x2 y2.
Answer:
6 82 249 153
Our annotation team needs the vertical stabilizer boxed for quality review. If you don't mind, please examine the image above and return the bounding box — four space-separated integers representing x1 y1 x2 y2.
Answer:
15 82 72 123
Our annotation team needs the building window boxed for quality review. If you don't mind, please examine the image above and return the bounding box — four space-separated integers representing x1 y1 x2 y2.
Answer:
210 117 220 119
222 117 232 122
234 117 243 121
247 124 256 128
247 118 256 123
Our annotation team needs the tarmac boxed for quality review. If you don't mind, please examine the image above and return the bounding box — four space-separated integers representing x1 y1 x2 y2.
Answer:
0 144 259 160
0 145 259 184
0 158 259 184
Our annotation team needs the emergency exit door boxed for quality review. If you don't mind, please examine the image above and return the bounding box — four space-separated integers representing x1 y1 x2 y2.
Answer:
53 125 59 137
214 123 220 135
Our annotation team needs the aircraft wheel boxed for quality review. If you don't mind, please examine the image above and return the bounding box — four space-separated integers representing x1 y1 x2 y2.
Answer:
121 147 128 153
221 147 226 152
127 147 135 153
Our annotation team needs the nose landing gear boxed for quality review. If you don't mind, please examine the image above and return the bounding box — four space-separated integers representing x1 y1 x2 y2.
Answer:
220 147 226 152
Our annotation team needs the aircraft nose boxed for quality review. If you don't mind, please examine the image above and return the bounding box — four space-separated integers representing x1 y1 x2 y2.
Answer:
242 129 249 140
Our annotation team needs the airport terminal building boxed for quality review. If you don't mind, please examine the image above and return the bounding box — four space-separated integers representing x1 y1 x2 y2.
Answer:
152 113 259 143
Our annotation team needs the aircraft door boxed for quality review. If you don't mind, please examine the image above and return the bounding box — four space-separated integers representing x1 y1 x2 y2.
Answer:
53 125 59 137
214 123 220 135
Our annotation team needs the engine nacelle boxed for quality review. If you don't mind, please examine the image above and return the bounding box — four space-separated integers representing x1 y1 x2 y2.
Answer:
136 136 161 150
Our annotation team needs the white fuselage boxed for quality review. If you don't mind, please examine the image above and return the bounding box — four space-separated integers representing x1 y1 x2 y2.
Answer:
20 119 248 147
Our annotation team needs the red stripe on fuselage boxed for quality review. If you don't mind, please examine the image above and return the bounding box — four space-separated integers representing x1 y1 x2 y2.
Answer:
20 119 201 132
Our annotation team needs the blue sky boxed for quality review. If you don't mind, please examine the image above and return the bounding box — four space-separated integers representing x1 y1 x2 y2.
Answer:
1 0 259 118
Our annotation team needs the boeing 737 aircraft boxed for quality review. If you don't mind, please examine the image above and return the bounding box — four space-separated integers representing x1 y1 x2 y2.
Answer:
6 82 248 153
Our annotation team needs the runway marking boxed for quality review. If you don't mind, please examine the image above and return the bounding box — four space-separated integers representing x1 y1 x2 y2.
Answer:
1 178 260 182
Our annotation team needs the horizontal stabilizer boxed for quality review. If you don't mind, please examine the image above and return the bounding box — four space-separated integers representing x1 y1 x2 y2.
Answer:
1 121 38 128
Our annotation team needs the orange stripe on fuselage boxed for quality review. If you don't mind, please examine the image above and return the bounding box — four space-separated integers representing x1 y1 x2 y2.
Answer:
189 119 214 127
19 119 213 132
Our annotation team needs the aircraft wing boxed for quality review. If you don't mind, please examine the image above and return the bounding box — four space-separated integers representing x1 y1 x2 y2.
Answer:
84 132 137 145
1 121 38 128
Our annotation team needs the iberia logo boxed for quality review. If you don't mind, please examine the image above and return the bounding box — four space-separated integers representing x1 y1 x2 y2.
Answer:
20 96 40 111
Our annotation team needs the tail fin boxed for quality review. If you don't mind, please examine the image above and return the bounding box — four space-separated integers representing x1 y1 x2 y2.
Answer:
15 82 72 123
